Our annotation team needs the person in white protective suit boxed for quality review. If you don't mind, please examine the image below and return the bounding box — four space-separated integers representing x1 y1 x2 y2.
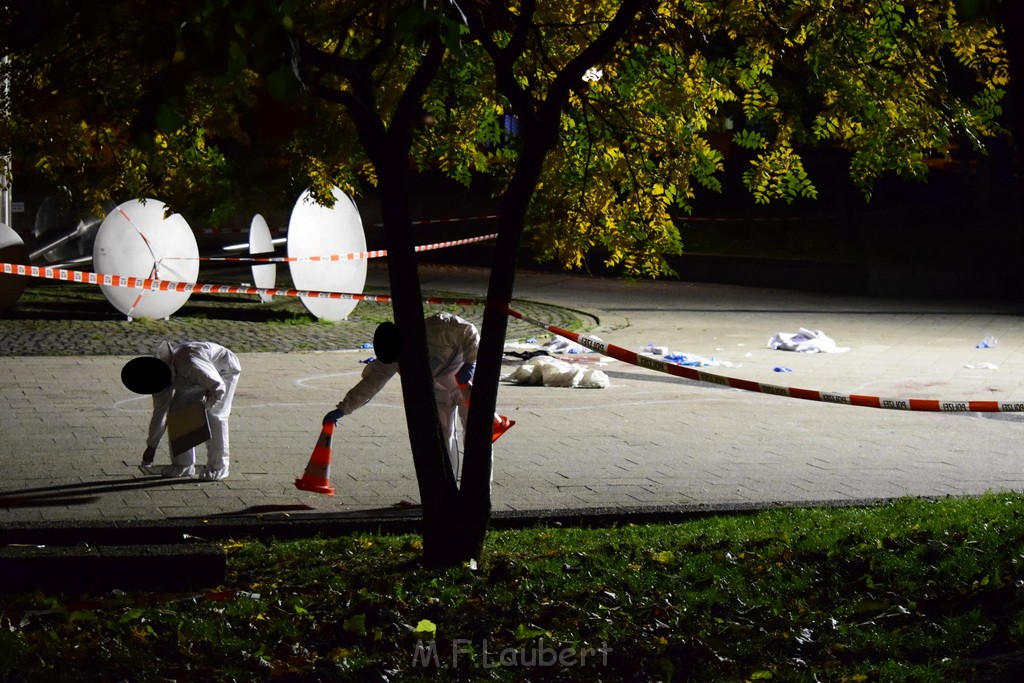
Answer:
323 313 514 479
122 340 241 481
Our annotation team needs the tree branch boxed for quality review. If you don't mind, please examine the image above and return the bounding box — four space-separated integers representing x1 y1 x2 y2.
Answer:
458 0 539 131
390 35 447 140
543 0 650 120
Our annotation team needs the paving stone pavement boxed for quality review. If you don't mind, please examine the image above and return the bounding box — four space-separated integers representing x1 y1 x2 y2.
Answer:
2 262 1024 540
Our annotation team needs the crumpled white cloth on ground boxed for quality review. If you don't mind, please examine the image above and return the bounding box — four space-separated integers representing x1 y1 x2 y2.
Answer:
502 355 611 388
542 338 593 354
768 328 850 354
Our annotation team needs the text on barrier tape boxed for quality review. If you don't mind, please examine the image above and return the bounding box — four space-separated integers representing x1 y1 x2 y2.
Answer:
504 305 1024 414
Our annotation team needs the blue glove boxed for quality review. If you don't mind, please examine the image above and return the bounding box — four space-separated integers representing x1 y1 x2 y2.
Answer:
323 408 345 425
456 362 476 387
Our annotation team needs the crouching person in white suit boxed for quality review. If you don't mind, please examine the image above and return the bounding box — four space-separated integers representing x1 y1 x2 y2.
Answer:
122 340 241 481
323 313 514 481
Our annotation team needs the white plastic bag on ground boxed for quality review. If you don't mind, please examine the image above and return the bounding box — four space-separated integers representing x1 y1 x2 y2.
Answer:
542 338 594 355
579 368 611 388
503 356 610 388
768 328 850 354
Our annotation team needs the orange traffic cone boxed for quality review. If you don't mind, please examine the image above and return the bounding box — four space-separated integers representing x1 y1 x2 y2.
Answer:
295 422 336 496
492 415 516 443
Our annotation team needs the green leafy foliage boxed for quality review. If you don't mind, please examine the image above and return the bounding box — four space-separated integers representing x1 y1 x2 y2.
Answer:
734 129 768 150
418 0 1008 275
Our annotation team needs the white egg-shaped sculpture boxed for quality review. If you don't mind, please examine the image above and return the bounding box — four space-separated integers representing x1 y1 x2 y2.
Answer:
0 222 30 311
92 199 199 320
249 213 276 303
287 187 367 321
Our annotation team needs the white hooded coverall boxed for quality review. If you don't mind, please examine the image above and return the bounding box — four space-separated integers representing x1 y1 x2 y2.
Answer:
147 340 241 478
336 312 478 477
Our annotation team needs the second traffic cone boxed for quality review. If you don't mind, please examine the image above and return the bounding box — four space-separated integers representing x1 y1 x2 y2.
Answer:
492 415 516 443
295 422 336 496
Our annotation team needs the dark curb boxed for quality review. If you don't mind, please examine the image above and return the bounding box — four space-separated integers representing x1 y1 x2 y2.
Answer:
0 496 910 548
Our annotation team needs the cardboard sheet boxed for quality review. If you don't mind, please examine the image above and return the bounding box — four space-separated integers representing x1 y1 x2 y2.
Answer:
168 400 211 454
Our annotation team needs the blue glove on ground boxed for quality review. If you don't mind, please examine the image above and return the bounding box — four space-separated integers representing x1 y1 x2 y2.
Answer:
323 408 345 425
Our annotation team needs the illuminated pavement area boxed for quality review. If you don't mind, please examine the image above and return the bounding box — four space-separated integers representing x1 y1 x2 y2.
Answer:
2 263 1024 540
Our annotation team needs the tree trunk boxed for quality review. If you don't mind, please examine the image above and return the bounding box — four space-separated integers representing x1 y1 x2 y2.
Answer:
456 142 552 561
332 31 458 566
376 154 462 567
453 0 649 561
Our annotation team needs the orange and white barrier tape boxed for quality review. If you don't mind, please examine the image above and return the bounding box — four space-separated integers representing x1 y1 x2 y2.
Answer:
175 233 498 263
0 262 484 307
7 259 1014 413
505 305 1024 414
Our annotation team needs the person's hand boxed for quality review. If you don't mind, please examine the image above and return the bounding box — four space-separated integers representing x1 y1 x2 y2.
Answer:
456 362 475 387
323 408 345 425
141 446 156 466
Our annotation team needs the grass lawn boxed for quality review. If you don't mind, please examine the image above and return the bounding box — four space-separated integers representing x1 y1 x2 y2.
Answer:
3 494 1024 681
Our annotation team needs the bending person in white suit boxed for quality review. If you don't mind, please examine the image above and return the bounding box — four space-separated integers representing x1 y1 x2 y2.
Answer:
323 313 514 481
122 340 241 481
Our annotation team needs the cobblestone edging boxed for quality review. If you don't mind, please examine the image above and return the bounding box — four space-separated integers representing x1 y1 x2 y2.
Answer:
0 296 594 356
